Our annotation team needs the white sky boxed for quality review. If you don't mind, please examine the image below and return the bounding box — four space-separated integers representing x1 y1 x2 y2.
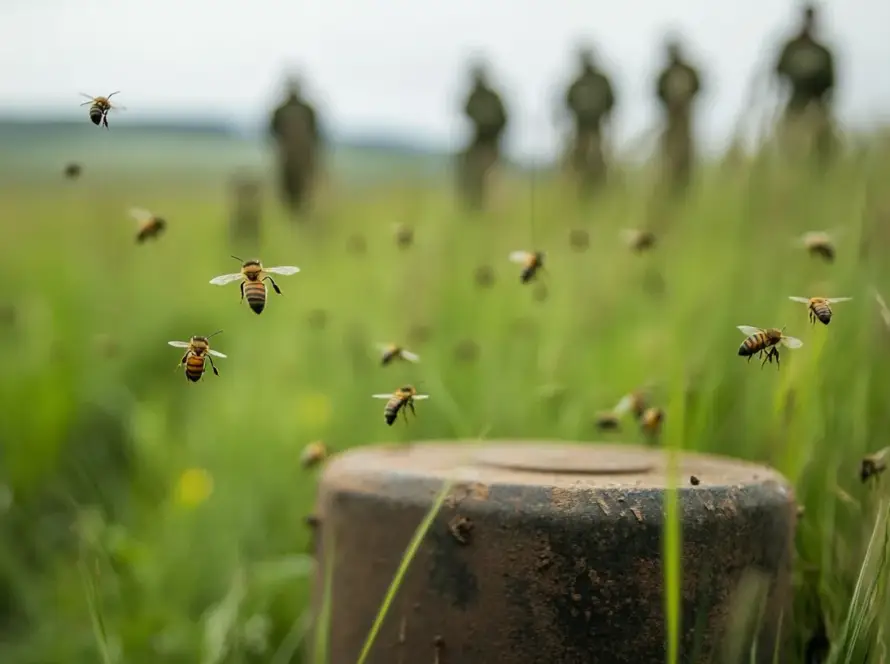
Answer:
1 0 889 158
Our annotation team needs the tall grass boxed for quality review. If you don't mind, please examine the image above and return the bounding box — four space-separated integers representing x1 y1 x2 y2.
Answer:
1 137 890 662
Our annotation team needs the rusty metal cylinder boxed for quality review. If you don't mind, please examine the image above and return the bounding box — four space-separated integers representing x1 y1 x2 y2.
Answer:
311 441 796 664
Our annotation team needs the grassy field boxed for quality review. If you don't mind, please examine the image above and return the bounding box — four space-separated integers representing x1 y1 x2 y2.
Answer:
1 130 890 663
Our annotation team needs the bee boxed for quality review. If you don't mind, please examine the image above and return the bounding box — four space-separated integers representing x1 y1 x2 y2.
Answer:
129 207 167 244
788 296 852 325
209 256 300 315
168 330 226 382
79 91 124 128
594 412 621 431
860 448 888 483
508 250 545 284
300 441 328 469
621 228 656 253
613 389 649 420
372 385 429 426
64 162 82 180
795 230 839 263
737 326 803 368
640 407 665 441
377 343 420 367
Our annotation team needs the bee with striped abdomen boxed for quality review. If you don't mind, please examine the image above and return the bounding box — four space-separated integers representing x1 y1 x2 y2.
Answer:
595 388 650 432
377 343 420 367
788 296 852 326
639 407 665 442
300 441 328 469
209 256 300 315
861 448 888 483
737 325 803 368
129 207 167 244
372 385 429 426
168 330 226 382
621 229 656 253
79 91 124 128
508 250 545 284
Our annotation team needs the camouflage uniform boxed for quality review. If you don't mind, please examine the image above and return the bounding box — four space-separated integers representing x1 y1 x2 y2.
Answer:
458 63 508 209
564 48 615 196
656 39 702 194
774 5 836 164
269 77 320 215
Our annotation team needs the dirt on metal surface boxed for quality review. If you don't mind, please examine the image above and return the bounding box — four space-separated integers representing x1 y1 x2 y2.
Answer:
311 441 796 664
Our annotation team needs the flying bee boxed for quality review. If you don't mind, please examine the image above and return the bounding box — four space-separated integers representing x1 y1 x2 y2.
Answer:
640 407 665 442
788 296 853 325
79 91 124 128
594 412 621 431
372 385 429 426
376 343 420 367
300 441 328 469
129 207 167 244
613 389 649 420
209 256 300 315
860 448 888 483
737 326 803 368
795 230 840 263
508 250 545 284
621 228 656 253
168 330 226 382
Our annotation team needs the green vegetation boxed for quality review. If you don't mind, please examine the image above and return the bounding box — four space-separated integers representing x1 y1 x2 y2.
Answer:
1 130 890 663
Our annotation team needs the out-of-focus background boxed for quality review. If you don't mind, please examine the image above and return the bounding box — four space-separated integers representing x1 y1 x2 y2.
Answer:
2 0 890 662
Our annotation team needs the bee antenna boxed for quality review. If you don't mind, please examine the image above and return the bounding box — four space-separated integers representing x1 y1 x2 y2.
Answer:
207 330 223 338
107 91 121 98
230 255 243 262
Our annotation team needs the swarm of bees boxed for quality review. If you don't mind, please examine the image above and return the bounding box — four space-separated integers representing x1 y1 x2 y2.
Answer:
168 331 227 382
80 91 124 128
209 256 300 315
130 207 167 244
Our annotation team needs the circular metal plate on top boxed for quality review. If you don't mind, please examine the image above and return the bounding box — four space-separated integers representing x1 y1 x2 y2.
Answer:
473 443 655 475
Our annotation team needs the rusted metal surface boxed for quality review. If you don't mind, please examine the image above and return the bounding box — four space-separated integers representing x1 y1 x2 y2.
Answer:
311 441 796 664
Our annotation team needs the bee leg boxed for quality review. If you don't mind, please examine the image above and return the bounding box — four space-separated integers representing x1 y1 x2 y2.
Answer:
408 400 417 417
176 353 187 371
239 281 245 302
264 277 282 295
401 407 410 425
207 355 220 377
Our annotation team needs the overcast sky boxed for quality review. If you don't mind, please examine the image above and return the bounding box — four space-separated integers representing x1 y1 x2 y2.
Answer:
1 0 888 157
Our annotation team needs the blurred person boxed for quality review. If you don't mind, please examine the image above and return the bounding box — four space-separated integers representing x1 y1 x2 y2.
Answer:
457 60 509 209
655 37 702 194
774 4 836 165
269 74 321 216
563 46 616 198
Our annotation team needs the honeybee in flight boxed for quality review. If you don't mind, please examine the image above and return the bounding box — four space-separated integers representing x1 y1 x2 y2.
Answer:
795 230 840 263
79 91 124 128
621 229 656 253
129 207 167 244
377 343 420 367
508 251 545 284
209 256 300 315
300 441 329 469
861 447 888 483
372 385 429 426
595 389 649 432
737 326 803 368
788 296 852 326
640 407 665 442
168 330 226 382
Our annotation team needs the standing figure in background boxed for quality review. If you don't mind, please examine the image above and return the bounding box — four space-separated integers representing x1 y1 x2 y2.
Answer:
269 74 321 216
655 37 702 195
228 171 263 250
774 4 836 165
458 61 509 210
563 46 616 198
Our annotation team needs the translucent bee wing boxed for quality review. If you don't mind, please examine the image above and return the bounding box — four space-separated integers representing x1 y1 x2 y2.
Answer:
620 229 640 245
129 207 153 223
412 395 430 400
399 349 420 362
209 273 244 285
827 297 853 303
168 341 191 348
737 325 762 336
613 394 634 416
788 296 811 303
780 336 804 348
371 394 394 399
509 251 531 264
207 349 227 358
264 266 300 275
